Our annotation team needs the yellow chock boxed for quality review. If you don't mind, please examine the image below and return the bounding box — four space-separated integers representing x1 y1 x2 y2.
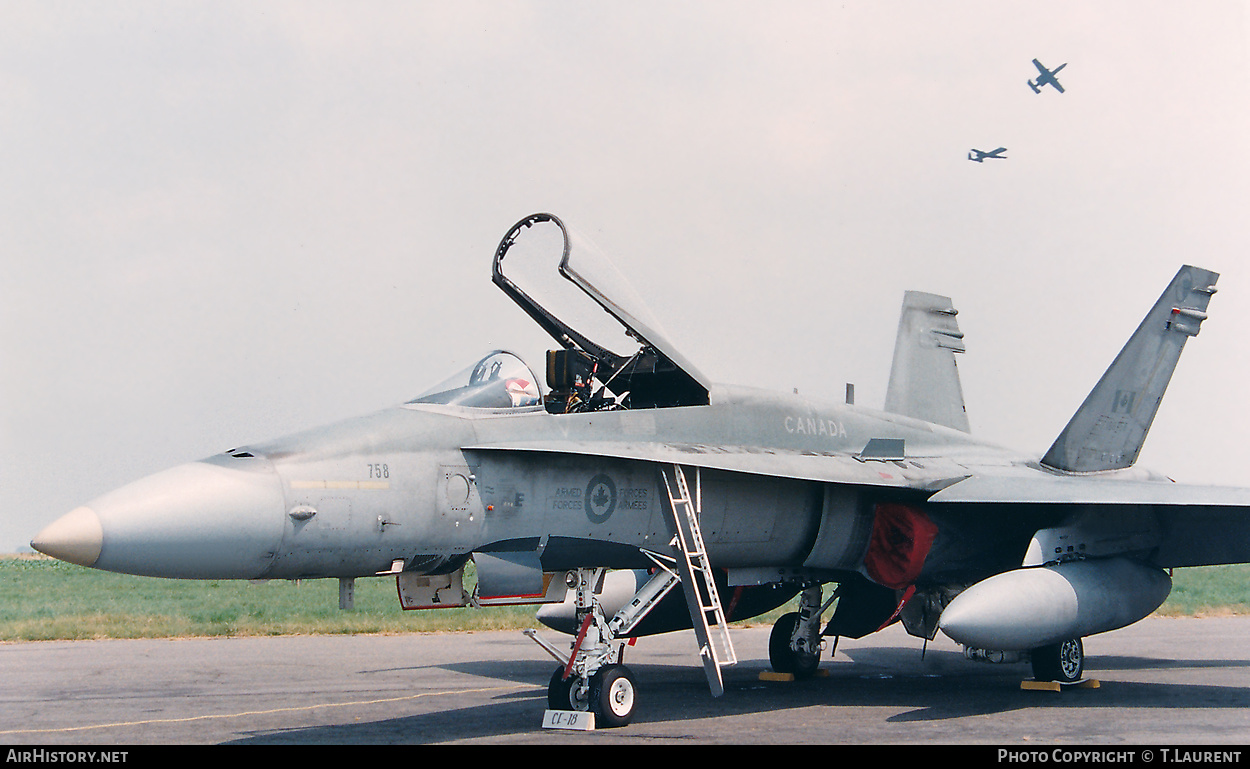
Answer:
1021 678 1099 692
759 670 830 682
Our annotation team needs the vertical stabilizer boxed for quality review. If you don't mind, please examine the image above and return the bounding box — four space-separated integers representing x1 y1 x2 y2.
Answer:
884 291 970 432
1041 265 1219 473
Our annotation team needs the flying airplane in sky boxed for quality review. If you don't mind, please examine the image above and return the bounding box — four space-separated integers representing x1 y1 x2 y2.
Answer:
1029 58 1067 93
969 147 1007 162
31 213 1250 729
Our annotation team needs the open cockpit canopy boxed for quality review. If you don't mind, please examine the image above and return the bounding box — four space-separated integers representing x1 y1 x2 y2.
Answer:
492 213 709 412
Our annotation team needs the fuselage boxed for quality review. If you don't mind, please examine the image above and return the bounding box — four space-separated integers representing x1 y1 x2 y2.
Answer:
33 379 1075 587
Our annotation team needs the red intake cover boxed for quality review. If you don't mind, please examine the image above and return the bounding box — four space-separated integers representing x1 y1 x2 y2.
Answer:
863 503 938 589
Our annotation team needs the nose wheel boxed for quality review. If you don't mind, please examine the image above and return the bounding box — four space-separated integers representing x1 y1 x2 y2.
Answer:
547 663 638 728
590 664 637 728
547 666 586 711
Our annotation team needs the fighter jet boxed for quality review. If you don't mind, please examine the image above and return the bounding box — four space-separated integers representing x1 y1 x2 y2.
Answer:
1029 58 1067 93
969 147 1007 162
31 212 1250 729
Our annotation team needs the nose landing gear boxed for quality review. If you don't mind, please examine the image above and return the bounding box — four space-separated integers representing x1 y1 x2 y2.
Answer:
527 466 739 729
527 567 642 728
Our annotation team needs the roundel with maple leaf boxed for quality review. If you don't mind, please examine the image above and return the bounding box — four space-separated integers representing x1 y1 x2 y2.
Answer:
584 474 617 523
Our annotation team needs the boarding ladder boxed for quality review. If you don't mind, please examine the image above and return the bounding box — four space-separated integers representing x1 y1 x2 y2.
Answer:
660 464 737 696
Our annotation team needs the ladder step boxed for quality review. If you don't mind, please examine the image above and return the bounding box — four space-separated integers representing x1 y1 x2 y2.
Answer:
660 464 738 697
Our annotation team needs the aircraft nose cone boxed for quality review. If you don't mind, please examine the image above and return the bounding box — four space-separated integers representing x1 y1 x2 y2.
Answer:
44 459 288 579
31 506 104 567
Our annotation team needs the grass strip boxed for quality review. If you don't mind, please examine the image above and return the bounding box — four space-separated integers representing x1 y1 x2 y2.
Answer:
3 556 1246 642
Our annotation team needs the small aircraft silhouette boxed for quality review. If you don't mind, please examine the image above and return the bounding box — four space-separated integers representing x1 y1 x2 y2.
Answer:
968 147 1007 162
1028 58 1066 93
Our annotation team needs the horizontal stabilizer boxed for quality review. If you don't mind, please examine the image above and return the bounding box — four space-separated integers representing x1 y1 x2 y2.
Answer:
884 291 970 432
1041 266 1218 473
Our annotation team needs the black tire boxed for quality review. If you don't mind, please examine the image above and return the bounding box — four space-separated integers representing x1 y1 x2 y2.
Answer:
1032 637 1084 683
768 612 820 678
589 664 637 728
547 666 588 711
769 612 799 673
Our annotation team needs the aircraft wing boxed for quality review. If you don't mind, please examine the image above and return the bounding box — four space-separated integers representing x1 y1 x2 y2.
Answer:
929 473 1250 507
465 440 971 491
476 437 1250 507
930 473 1250 568
468 440 1250 570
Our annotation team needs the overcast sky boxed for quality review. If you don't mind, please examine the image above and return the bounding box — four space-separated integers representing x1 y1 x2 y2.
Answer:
4 2 1248 551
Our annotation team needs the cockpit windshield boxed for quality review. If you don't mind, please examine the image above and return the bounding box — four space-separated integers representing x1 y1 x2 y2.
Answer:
493 213 709 411
406 350 541 410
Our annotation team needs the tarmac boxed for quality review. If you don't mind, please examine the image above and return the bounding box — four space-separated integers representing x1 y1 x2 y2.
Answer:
2 616 1248 746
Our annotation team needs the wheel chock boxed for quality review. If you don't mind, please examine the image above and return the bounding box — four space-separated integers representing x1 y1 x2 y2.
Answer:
1020 678 1100 692
759 669 830 682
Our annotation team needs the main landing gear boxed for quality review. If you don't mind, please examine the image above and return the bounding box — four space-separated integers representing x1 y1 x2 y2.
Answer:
1031 637 1084 684
768 583 835 678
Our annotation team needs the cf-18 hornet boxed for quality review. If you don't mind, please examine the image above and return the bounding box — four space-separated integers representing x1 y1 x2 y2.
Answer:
32 213 1250 728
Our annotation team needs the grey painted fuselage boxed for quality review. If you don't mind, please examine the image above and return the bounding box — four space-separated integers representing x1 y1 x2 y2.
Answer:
75 377 1215 592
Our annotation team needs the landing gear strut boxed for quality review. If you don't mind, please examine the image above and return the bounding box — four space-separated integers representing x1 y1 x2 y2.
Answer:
528 567 644 727
768 583 831 678
528 467 741 727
